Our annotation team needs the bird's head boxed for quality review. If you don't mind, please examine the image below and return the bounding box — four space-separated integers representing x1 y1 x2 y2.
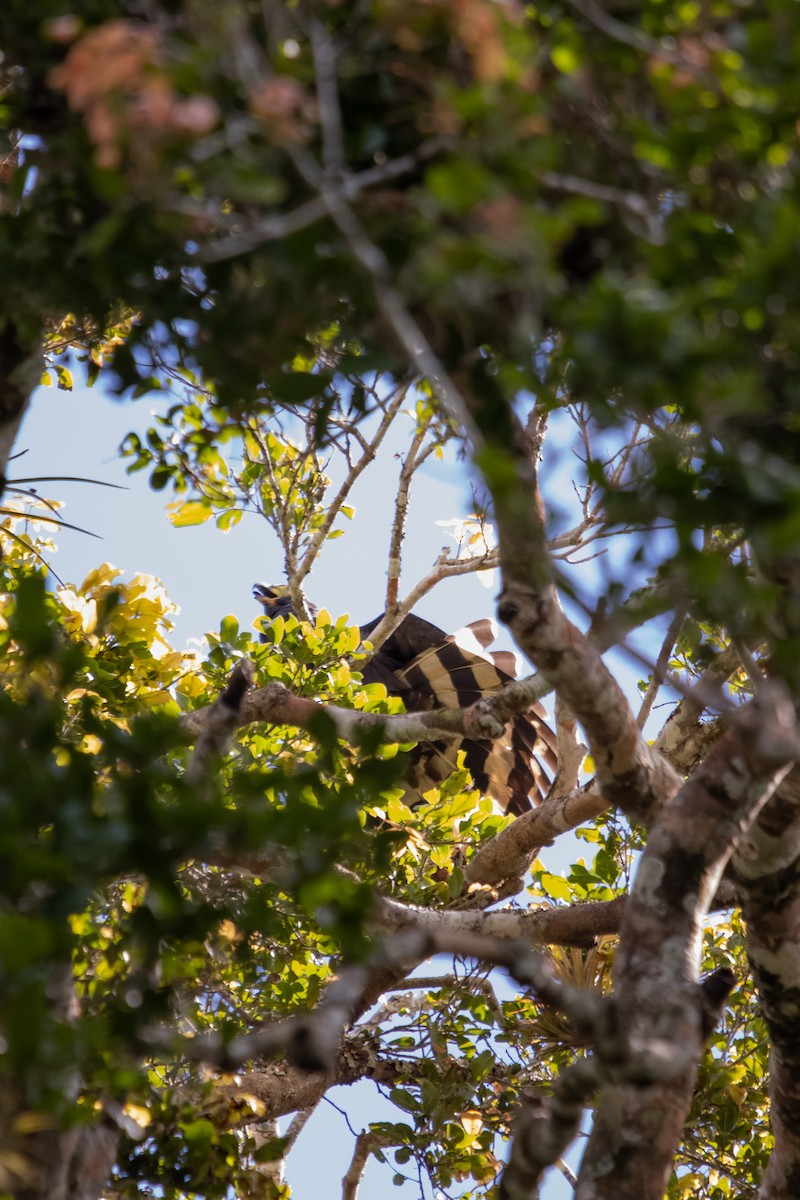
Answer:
253 583 296 621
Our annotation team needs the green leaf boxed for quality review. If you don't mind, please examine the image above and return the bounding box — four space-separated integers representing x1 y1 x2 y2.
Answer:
10 574 55 659
447 867 465 897
180 1118 215 1146
390 1088 421 1114
215 508 243 532
269 371 330 402
219 615 239 642
551 44 581 74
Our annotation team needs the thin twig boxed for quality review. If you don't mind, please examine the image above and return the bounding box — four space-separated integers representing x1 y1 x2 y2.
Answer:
295 380 411 588
537 170 663 242
385 410 434 612
196 138 452 263
321 188 481 442
636 608 686 729
562 0 712 81
310 19 346 171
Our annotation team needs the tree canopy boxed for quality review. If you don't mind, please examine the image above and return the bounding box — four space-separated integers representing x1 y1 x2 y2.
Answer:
3 1 800 1198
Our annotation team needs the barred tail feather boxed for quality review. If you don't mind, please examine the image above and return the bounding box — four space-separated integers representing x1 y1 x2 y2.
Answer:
394 631 557 813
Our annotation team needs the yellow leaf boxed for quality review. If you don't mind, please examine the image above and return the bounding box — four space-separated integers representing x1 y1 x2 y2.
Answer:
153 651 183 673
167 500 213 528
674 1173 704 1197
122 1103 151 1131
387 795 414 824
540 873 572 902
176 674 207 698
59 588 98 634
80 563 123 592
234 1093 266 1119
460 1111 483 1138
551 44 581 74
340 625 361 653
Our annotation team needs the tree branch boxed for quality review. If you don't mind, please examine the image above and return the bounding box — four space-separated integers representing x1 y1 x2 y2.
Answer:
342 1131 390 1200
636 608 686 729
185 659 255 788
0 320 42 492
463 780 608 893
467 395 682 824
180 662 553 749
577 684 797 1199
294 379 411 590
730 760 800 1198
371 892 626 950
194 133 453 262
385 408 434 613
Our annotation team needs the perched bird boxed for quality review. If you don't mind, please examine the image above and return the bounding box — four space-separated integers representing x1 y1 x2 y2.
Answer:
253 583 558 815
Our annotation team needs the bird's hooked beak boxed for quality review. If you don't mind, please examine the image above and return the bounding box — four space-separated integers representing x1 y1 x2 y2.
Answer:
252 583 296 620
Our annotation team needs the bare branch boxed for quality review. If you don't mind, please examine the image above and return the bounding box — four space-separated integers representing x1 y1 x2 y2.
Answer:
636 608 686 729
195 138 451 264
284 1104 316 1153
364 547 500 653
342 1131 391 1200
310 20 346 172
0 331 43 491
294 379 411 589
550 694 587 800
195 196 329 263
727 760 800 1197
320 191 480 443
385 409 434 613
464 780 607 893
181 676 484 746
537 169 664 242
653 644 740 772
371 892 626 950
474 399 682 822
562 0 713 82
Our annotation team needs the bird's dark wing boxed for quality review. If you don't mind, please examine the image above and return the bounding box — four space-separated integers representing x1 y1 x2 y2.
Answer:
360 614 558 814
358 613 456 708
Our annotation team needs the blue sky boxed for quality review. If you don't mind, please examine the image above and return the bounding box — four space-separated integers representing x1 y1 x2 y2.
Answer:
17 378 510 648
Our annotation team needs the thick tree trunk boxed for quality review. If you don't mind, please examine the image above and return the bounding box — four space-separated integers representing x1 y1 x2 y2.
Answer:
0 316 41 488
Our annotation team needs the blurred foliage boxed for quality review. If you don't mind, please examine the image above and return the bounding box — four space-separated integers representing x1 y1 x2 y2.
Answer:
0 510 546 1198
3 0 800 646
1 0 799 1194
